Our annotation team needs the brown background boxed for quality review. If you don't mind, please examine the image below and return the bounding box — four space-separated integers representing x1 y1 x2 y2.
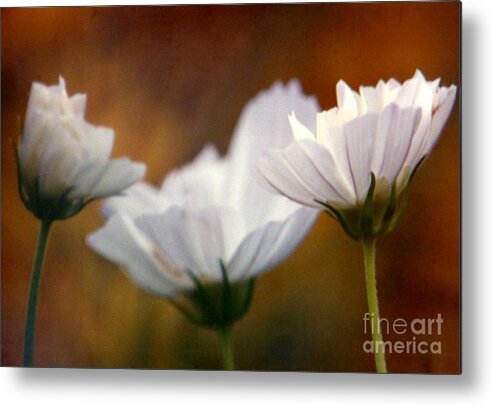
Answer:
1 2 460 372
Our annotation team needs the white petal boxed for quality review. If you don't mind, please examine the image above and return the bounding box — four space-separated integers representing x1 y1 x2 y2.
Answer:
295 139 356 206
382 78 401 105
289 112 315 141
164 144 220 192
234 176 300 236
282 140 353 206
87 214 188 297
135 205 244 281
315 108 355 196
227 206 317 281
392 76 434 171
228 80 319 163
336 80 359 115
69 160 112 199
342 113 378 202
227 80 319 192
429 78 441 94
386 78 401 91
102 182 164 219
423 85 457 155
394 72 432 110
135 207 211 276
77 123 115 162
359 85 378 112
226 79 320 229
67 125 115 198
37 132 84 198
69 93 87 118
19 111 57 187
160 144 226 208
24 83 52 141
371 104 422 183
253 149 323 208
315 108 360 203
257 206 318 273
226 223 280 281
88 158 146 198
413 69 426 81
317 109 339 141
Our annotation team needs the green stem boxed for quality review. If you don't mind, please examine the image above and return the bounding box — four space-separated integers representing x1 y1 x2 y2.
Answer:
362 238 387 373
23 220 52 367
218 326 235 370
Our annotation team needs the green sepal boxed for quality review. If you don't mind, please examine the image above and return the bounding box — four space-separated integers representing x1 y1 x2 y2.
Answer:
387 156 427 233
314 199 359 240
360 173 376 238
175 262 256 331
14 141 32 210
316 159 427 240
316 173 378 240
376 181 397 238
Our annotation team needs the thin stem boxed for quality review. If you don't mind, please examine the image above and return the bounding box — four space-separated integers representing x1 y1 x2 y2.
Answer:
23 220 52 367
362 238 387 373
218 326 235 370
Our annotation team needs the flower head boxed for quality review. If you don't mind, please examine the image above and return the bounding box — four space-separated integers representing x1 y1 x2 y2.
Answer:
87 81 319 329
254 70 457 239
16 77 146 221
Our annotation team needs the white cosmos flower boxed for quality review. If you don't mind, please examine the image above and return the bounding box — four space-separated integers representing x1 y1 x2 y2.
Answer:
87 81 319 326
17 77 146 221
253 70 457 239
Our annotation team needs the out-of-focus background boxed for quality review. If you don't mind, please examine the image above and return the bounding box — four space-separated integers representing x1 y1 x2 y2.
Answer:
1 3 459 372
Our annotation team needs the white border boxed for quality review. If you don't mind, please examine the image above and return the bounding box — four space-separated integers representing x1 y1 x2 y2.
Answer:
2 0 492 404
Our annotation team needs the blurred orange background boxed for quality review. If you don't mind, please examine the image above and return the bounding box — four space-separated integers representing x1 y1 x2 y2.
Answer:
1 3 460 372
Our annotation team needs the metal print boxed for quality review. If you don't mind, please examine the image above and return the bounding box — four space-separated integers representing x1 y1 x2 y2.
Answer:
1 2 460 373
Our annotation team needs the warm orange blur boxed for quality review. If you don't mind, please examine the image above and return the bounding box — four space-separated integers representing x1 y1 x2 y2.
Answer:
1 3 460 372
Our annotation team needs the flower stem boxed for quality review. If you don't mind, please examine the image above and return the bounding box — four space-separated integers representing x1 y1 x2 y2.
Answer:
218 326 235 370
23 220 52 367
362 238 387 373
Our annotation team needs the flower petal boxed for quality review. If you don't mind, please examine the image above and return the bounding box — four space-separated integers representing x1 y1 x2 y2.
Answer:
227 206 317 281
253 149 323 208
359 85 378 112
88 158 146 198
288 112 316 141
69 93 87 118
423 84 457 156
228 80 319 165
342 113 378 203
394 72 432 110
226 80 320 231
282 140 354 206
135 205 244 281
296 139 356 206
102 182 164 219
371 104 422 183
87 214 187 297
160 144 227 208
336 80 359 116
37 137 83 198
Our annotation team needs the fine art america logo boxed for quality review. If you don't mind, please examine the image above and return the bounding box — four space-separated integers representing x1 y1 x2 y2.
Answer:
363 313 443 355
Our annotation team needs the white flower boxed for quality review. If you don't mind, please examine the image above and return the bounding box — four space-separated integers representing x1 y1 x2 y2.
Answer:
87 81 319 327
17 77 146 220
253 70 457 239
